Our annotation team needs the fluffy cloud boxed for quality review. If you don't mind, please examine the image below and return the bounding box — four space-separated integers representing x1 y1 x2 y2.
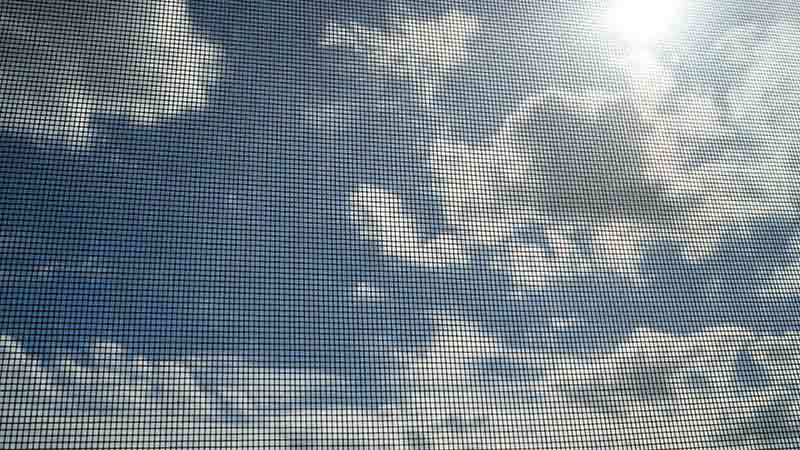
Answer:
729 21 800 139
759 238 800 299
350 185 467 267
321 10 478 106
352 84 797 285
0 334 414 449
427 91 669 283
397 319 799 449
1 337 354 449
353 281 384 303
490 222 646 290
0 0 221 144
394 315 529 386
0 337 278 449
762 264 800 299
0 334 407 449
540 327 766 449
397 320 800 450
752 333 800 426
3 319 800 449
339 2 800 289
496 89 794 260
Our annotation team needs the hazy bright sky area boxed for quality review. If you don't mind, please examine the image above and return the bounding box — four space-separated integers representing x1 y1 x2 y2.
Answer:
1 0 800 448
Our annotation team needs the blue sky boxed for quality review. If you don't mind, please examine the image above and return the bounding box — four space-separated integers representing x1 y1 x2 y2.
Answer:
1 0 800 448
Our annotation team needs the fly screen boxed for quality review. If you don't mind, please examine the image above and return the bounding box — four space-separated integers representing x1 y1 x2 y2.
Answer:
1 0 799 449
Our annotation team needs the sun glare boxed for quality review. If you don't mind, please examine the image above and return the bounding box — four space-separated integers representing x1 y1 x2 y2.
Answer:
605 0 685 45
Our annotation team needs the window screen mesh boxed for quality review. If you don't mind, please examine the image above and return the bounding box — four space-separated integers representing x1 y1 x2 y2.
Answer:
1 0 799 448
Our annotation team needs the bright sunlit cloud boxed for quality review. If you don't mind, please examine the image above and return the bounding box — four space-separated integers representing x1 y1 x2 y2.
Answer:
604 0 686 45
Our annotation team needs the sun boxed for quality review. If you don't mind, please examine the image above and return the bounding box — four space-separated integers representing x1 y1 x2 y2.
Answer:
604 0 686 45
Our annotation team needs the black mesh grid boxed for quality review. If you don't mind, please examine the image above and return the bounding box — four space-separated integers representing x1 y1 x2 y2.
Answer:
1 0 800 448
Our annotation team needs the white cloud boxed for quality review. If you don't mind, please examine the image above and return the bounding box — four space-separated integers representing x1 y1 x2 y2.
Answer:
389 318 800 449
427 91 663 284
321 10 478 106
0 337 295 449
492 221 647 291
759 237 800 299
0 0 221 145
603 0 689 47
591 222 646 275
730 22 800 138
325 1 800 289
350 184 468 267
207 362 337 418
425 82 798 286
550 316 578 330
3 339 199 449
668 157 795 262
3 320 800 449
336 3 800 287
492 244 562 289
353 281 384 303
350 82 798 292
752 333 800 425
541 327 765 447
395 315 512 386
396 321 798 450
434 91 655 246
761 263 800 298
279 408 411 450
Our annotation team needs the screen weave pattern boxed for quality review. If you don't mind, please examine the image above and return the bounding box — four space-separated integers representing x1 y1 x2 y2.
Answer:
1 0 799 448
